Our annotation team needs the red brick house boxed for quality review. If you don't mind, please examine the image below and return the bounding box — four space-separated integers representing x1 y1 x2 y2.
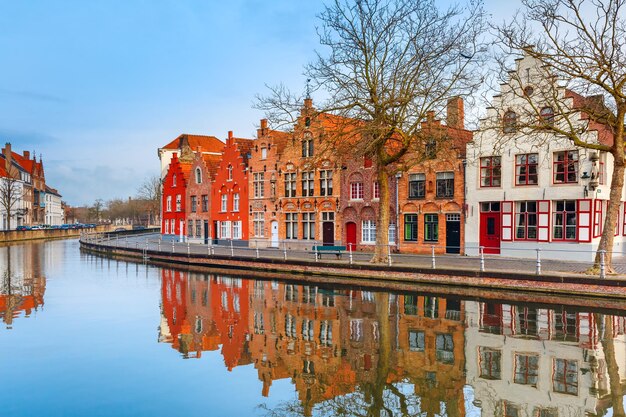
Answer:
187 151 220 244
397 98 472 254
211 132 254 245
247 119 290 248
162 152 192 240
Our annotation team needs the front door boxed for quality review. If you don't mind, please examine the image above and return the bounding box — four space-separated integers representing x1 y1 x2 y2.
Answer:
203 221 209 244
322 222 334 246
445 214 461 254
270 221 279 247
480 212 501 254
213 221 219 245
346 222 357 251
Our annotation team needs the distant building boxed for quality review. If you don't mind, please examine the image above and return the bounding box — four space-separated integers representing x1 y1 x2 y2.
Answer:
44 186 63 226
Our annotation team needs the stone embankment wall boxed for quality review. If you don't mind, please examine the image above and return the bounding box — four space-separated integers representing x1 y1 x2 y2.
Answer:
0 225 112 243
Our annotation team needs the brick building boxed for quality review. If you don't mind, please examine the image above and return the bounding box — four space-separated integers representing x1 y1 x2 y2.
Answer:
158 133 223 179
273 99 343 250
397 98 472 254
211 132 254 246
247 119 290 248
161 153 192 240
186 151 220 244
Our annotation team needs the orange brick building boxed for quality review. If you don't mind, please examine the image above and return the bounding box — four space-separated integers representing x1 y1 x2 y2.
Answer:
211 132 254 246
397 98 472 254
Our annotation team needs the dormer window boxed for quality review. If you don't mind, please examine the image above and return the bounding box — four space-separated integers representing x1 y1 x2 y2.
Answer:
195 168 202 184
503 110 518 133
302 132 314 158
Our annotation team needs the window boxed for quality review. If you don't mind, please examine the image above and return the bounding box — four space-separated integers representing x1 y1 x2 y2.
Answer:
540 106 555 126
503 110 518 133
286 213 298 239
253 172 265 198
599 153 606 184
201 195 208 212
409 173 426 199
221 194 228 212
170 219 175 234
435 334 454 364
195 168 202 184
514 354 539 387
425 138 436 159
436 172 454 198
320 170 333 196
261 147 267 159
504 402 520 417
302 212 315 240
553 359 578 395
172 174 177 187
175 194 181 212
404 214 418 241
362 220 376 243
479 347 501 380
409 330 425 352
232 221 242 239
553 200 576 240
350 319 363 342
165 220 169 234
373 182 380 199
424 214 438 241
188 220 193 237
301 171 314 196
480 156 501 187
166 196 172 212
516 201 538 240
320 321 332 346
322 211 334 222
351 182 364 200
190 195 197 213
253 212 264 237
364 156 373 168
233 193 239 212
284 173 296 197
227 165 233 181
553 150 579 183
302 132 313 157
220 221 231 239
195 221 201 238
516 153 539 185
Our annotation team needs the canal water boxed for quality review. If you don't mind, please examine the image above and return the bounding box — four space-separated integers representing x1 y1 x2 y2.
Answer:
1 239 625 417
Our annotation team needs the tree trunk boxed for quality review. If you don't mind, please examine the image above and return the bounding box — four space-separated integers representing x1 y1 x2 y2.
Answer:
595 154 625 272
372 167 391 263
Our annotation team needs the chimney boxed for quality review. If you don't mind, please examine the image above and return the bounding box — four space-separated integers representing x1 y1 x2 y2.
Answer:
3 143 12 171
446 97 464 129
260 119 268 130
228 131 233 144
23 150 30 159
304 98 313 109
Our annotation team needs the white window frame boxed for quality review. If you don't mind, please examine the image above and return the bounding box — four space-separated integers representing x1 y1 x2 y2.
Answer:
221 194 228 212
233 193 239 212
232 221 242 240
361 220 376 243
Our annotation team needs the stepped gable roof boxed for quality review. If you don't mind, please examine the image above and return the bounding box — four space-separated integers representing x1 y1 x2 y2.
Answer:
233 137 255 163
168 153 193 184
201 154 221 180
161 134 224 154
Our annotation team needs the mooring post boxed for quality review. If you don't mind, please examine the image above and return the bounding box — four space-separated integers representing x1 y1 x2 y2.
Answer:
256 246 259 259
535 248 541 275
479 246 485 272
230 240 234 257
187 241 190 256
431 245 436 269
599 250 606 279
283 243 287 261
172 240 175 253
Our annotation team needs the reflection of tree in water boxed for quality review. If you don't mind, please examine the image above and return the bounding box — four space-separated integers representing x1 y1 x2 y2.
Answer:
0 246 23 328
595 314 625 417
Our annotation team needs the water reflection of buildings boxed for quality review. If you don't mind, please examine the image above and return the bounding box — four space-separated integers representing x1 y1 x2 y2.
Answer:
465 301 626 417
0 244 46 328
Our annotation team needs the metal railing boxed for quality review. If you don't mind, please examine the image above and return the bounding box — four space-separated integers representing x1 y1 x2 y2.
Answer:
80 232 616 279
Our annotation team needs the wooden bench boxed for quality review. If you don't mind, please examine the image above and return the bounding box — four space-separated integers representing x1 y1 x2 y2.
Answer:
312 245 347 259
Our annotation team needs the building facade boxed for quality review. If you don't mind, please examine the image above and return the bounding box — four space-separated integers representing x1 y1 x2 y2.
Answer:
397 98 472 254
44 186 64 226
186 152 219 244
161 153 191 240
211 132 253 246
466 53 618 260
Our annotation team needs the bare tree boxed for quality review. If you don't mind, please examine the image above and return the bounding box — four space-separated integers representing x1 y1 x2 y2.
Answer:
89 199 104 223
137 174 162 225
257 0 487 262
0 175 24 230
493 0 626 270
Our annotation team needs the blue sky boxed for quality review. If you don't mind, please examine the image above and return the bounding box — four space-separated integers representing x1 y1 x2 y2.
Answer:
0 0 511 205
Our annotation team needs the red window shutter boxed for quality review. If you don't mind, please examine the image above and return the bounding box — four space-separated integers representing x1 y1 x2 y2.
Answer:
593 199 603 238
577 199 592 242
537 200 550 242
501 201 513 241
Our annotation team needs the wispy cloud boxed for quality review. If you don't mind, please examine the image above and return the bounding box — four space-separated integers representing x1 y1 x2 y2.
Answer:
0 129 60 147
0 88 67 104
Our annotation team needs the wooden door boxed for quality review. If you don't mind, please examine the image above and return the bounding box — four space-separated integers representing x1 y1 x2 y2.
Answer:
480 212 501 254
322 222 334 246
346 222 357 251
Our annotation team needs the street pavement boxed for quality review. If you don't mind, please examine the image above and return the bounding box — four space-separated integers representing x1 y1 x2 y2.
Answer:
82 232 626 279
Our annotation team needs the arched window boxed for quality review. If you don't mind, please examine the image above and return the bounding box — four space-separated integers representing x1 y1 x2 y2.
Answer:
227 165 233 181
195 168 202 184
503 110 517 133
540 106 555 126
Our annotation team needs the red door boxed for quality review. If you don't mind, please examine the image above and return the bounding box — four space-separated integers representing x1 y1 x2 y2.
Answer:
346 222 357 251
480 212 501 254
